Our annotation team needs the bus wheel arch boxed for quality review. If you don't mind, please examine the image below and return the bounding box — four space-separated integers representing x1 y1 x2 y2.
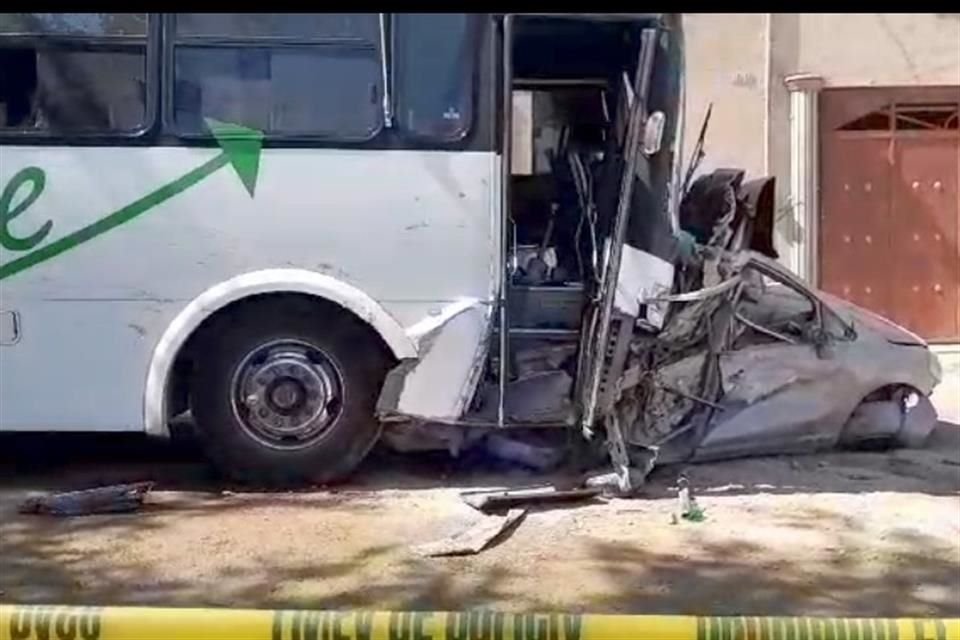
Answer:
144 269 416 440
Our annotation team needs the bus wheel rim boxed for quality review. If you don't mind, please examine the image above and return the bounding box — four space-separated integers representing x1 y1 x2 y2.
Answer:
229 338 344 450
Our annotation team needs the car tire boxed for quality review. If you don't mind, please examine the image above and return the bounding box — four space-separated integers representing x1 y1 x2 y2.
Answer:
190 299 391 488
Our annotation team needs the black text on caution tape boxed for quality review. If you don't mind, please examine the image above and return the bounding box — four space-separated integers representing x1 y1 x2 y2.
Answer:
272 611 584 640
697 617 950 640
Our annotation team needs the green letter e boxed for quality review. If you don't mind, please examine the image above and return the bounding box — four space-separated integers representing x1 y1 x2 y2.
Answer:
1 166 53 252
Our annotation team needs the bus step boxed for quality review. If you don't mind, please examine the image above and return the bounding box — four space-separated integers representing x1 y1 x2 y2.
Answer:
508 284 585 331
496 327 580 340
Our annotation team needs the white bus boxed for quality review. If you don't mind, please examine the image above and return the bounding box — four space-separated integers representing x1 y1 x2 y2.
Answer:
1 13 687 487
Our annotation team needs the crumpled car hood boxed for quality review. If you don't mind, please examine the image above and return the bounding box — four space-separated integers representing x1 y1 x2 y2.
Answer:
815 291 927 347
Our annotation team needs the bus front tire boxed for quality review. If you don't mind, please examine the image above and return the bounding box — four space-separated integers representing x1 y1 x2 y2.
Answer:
190 301 391 488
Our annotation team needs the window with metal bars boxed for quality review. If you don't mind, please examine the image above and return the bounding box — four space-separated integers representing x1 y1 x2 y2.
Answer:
836 101 959 132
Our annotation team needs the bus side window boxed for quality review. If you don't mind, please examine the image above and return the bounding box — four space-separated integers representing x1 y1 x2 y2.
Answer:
0 48 37 128
170 13 384 140
393 14 478 142
0 13 149 134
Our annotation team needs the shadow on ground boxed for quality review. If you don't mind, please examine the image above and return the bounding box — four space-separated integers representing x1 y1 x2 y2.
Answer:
584 527 960 616
1 419 958 496
1 422 958 615
1 495 957 616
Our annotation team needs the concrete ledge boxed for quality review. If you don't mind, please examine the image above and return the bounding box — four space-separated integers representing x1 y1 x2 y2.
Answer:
784 73 824 92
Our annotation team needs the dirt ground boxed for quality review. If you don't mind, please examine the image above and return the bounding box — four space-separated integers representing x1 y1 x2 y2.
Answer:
1 352 958 617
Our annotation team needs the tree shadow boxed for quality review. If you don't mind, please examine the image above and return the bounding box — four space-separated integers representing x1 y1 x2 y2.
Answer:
5 495 955 616
1 421 957 614
584 513 960 617
2 475 958 616
0 485 541 611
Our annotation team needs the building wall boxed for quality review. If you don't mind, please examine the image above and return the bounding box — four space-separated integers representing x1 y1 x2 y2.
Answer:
790 13 960 87
681 12 960 272
681 14 768 178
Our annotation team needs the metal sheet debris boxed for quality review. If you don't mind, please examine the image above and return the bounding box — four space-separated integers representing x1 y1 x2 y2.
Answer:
484 433 567 471
413 508 527 557
461 486 600 512
18 482 154 516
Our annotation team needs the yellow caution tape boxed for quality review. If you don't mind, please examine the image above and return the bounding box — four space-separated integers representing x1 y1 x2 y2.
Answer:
0 605 957 640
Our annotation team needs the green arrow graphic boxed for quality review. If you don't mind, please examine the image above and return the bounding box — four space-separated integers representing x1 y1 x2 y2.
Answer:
0 119 263 282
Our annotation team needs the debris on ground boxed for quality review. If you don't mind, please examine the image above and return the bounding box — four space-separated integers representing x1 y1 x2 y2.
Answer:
484 433 567 471
461 485 600 512
584 467 654 495
413 508 527 557
17 482 154 516
677 475 705 522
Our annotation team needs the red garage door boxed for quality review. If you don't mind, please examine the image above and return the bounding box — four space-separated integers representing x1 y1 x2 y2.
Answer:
820 86 960 342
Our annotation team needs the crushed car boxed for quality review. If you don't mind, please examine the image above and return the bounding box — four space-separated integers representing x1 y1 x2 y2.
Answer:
593 168 942 490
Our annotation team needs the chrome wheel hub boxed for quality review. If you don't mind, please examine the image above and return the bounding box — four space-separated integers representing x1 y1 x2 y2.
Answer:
230 339 343 450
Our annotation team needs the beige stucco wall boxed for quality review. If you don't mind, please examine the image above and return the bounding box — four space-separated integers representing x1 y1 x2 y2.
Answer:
682 13 960 170
681 14 768 178
680 12 960 274
791 13 960 87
